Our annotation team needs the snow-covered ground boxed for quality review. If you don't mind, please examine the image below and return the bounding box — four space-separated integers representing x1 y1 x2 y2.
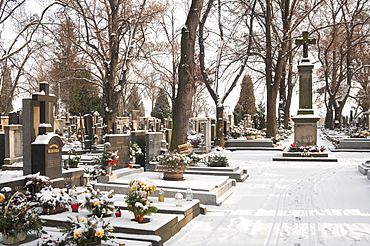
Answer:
165 134 370 246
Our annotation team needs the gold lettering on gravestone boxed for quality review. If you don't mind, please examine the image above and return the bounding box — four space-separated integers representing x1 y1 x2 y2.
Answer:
48 144 60 153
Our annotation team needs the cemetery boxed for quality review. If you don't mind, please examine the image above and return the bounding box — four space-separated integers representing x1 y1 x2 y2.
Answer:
0 0 369 244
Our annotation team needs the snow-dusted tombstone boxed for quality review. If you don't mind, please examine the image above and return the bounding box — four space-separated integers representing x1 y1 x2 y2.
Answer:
31 134 64 185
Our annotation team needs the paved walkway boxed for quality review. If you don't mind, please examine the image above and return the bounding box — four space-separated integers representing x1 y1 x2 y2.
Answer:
165 132 370 246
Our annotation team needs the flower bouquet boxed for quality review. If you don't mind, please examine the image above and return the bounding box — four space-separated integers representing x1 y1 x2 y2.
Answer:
0 190 44 244
125 177 157 222
102 150 119 166
80 187 115 217
35 186 71 214
60 215 114 246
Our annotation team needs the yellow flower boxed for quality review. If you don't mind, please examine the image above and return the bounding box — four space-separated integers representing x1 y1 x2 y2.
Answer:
73 229 82 239
78 217 87 223
0 193 5 202
93 198 100 206
95 228 105 238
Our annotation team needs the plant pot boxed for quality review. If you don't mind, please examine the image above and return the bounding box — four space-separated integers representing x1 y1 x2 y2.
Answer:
134 215 144 222
42 205 67 215
106 165 113 175
163 171 184 181
246 136 255 140
2 231 27 245
86 241 101 246
69 163 78 168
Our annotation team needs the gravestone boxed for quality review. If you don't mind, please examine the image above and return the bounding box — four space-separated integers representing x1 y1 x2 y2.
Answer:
202 121 212 153
292 32 320 146
131 130 146 167
105 134 130 168
84 114 93 149
32 134 63 181
4 124 23 165
23 82 64 187
145 132 163 168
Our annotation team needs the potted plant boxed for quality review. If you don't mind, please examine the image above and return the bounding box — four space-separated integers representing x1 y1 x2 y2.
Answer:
102 150 119 175
206 154 229 167
60 215 115 246
156 152 190 180
80 187 115 217
230 130 241 139
0 190 44 245
35 186 71 214
68 149 81 168
125 177 157 222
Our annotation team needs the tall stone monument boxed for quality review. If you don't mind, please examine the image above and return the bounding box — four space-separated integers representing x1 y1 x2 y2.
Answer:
24 82 64 187
292 31 320 146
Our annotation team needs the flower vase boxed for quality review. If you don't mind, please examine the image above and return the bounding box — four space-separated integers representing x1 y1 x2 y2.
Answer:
2 231 27 245
106 165 113 175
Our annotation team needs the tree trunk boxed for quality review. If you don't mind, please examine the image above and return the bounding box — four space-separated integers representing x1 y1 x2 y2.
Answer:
170 0 203 151
264 0 277 138
215 106 225 147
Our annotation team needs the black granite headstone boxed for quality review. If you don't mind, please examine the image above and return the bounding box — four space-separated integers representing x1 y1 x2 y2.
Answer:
131 131 146 166
31 134 63 184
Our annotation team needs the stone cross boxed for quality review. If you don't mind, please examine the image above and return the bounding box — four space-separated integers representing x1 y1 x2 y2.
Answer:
32 82 57 135
295 31 316 58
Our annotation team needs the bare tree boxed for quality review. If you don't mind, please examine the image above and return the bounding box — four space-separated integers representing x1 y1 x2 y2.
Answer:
312 0 370 129
198 0 256 147
57 0 164 132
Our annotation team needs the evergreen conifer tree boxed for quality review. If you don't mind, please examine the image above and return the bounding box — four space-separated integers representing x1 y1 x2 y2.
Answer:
151 89 172 121
233 75 257 125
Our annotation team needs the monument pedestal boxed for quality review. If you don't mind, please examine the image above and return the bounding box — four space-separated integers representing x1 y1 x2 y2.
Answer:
292 114 320 146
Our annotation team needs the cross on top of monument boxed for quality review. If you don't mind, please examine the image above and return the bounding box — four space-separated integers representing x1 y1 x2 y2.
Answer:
32 81 57 135
295 31 316 58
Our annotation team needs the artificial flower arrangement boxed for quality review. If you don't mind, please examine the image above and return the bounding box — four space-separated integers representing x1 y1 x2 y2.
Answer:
60 215 115 246
102 150 119 166
125 177 158 221
35 186 71 214
189 153 201 166
288 144 326 152
206 154 229 167
68 149 81 168
156 151 191 173
230 129 241 139
84 165 106 180
23 172 51 197
38 234 64 246
0 190 45 244
130 142 143 158
80 187 115 217
190 137 202 147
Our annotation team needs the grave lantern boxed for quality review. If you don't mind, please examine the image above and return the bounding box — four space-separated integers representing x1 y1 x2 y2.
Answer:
83 173 91 187
158 189 165 202
186 187 193 201
71 196 79 212
175 192 183 207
